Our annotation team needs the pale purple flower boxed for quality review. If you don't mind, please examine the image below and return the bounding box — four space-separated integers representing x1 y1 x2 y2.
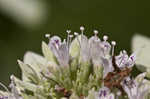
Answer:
115 50 136 69
122 73 150 99
45 26 136 78
9 75 22 99
96 87 114 99
100 35 111 57
48 36 70 66
101 58 114 78
89 32 103 65
80 34 91 62
0 76 22 99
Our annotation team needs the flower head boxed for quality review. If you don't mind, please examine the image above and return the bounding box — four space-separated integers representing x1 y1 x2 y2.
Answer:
0 27 149 99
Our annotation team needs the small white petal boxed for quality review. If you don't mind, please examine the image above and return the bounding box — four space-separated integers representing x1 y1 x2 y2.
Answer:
80 35 90 62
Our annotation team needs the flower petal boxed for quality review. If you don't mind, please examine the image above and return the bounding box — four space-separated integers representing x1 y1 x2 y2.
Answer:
89 36 103 66
80 35 90 62
42 41 56 63
69 35 80 58
132 34 150 69
57 43 69 66
24 51 47 72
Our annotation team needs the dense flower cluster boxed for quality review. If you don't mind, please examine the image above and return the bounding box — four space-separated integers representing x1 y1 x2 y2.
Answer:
0 27 150 99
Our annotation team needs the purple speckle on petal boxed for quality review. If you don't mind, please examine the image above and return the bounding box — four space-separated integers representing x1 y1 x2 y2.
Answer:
104 90 107 96
130 56 134 61
55 40 59 44
99 90 108 98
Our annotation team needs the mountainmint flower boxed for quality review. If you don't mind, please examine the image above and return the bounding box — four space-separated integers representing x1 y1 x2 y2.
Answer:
0 76 22 99
0 27 150 99
115 50 136 69
96 87 115 99
48 35 70 67
122 73 150 99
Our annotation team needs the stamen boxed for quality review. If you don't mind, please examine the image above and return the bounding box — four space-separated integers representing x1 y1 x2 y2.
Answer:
66 30 71 34
111 41 116 46
111 41 116 56
69 35 74 47
80 26 85 36
74 32 79 36
80 26 85 44
10 75 15 82
122 50 127 54
45 34 50 39
103 35 108 41
94 30 98 36
69 35 74 38
66 30 71 49
74 32 81 48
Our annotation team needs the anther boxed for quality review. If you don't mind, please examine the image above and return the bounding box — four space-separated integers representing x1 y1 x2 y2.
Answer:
69 35 74 38
122 50 127 54
69 35 74 43
111 41 116 56
80 26 85 36
74 32 79 36
74 32 81 48
80 26 85 31
103 35 108 41
111 41 116 46
66 30 71 34
45 34 50 38
10 75 14 80
94 30 98 36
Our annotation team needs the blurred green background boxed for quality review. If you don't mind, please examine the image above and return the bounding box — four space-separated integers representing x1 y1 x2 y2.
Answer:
0 0 150 85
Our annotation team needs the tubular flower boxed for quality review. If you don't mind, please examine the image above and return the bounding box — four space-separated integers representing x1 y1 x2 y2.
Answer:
122 73 150 99
96 87 115 99
0 27 150 99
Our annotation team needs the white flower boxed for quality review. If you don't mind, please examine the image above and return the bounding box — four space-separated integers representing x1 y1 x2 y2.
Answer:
122 73 150 99
96 87 115 99
115 50 136 69
2 26 148 99
48 36 70 67
132 34 150 76
80 35 91 62
9 76 23 99
0 76 23 99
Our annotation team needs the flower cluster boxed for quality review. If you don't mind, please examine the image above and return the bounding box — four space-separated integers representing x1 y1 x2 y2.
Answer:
0 27 150 99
